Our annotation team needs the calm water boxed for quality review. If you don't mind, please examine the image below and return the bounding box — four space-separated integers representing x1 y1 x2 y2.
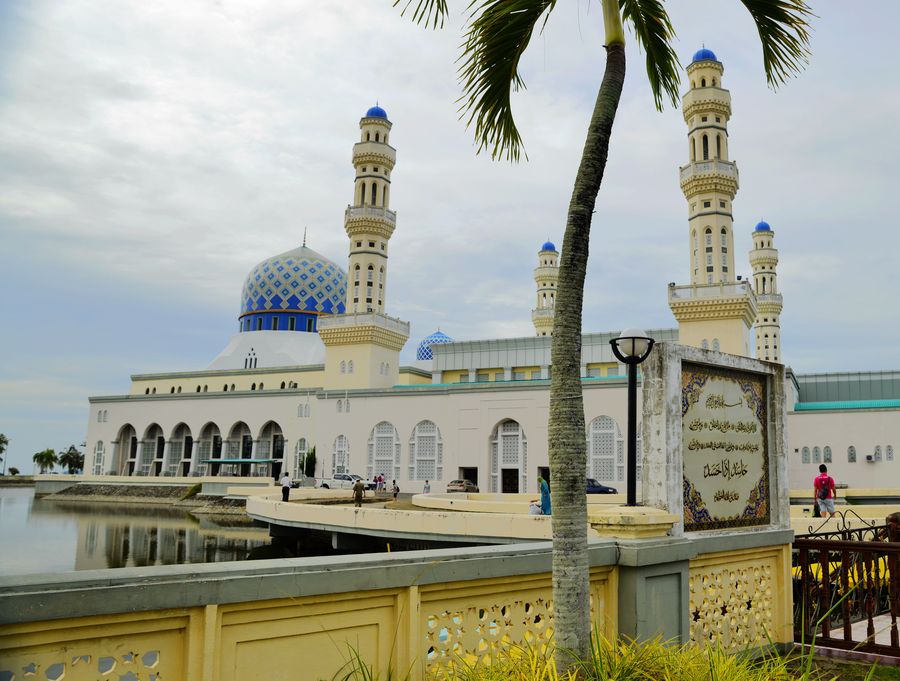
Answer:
0 487 271 576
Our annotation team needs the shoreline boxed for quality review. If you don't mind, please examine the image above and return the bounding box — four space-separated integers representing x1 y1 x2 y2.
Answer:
41 483 250 516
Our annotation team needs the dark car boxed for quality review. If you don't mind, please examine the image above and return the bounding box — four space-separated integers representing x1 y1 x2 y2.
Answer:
586 478 617 494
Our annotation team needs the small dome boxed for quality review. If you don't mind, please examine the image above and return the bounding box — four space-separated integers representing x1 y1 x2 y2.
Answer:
692 47 717 63
416 330 453 361
365 105 388 119
540 241 557 253
240 245 347 326
754 220 772 232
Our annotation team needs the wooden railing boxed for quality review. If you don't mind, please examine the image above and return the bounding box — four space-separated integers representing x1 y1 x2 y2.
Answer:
792 512 900 656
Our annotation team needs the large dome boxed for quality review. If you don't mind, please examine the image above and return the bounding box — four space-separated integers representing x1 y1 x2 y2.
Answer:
239 245 347 332
416 330 453 360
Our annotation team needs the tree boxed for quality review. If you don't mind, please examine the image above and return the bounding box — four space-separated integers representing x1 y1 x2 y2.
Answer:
0 432 7 473
395 0 811 670
8 467 19 476
33 448 58 474
304 446 317 478
58 445 84 474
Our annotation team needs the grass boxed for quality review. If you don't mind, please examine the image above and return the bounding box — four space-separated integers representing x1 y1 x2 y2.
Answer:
179 482 202 500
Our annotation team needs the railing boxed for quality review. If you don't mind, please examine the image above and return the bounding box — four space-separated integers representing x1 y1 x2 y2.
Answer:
345 205 396 224
679 160 738 182
318 311 410 335
668 281 754 301
792 511 900 656
531 308 555 318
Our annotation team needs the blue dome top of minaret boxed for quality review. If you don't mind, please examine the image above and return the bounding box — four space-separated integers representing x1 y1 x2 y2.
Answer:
540 241 557 252
416 330 453 360
692 47 717 63
755 220 771 232
365 105 388 119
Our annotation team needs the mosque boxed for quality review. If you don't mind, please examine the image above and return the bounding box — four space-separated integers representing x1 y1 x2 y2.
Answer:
83 50 899 494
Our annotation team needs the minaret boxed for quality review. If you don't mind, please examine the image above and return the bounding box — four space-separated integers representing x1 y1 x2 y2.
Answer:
318 105 410 390
749 220 783 362
668 48 756 356
531 241 559 336
346 105 397 314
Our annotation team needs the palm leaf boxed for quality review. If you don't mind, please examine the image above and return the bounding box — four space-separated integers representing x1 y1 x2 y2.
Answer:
738 0 813 86
393 0 450 29
458 0 557 162
619 0 680 110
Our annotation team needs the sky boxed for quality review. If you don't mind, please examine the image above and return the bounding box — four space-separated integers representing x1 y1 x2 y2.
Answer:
1 1 899 472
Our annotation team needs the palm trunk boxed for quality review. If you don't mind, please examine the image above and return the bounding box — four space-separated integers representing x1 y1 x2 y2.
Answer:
549 37 626 673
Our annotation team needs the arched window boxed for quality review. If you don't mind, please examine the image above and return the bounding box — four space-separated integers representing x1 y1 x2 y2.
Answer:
231 384 235 391
97 410 102 423
367 265 374 281
223 384 228 392
366 132 370 141
801 447 810 464
888 445 894 461
348 360 354 373
371 183 377 205
367 421 400 480
176 386 182 393
281 381 286 389
691 138 696 161
354 264 360 282
874 445 883 462
712 77 717 86
345 399 351 413
251 383 257 391
712 339 720 352
408 420 442 481
702 134 709 160
824 446 832 463
813 446 821 463
489 420 527 493
305 404 310 417
294 438 308 478
151 388 156 394
336 399 343 413
360 182 366 205
340 361 346 374
258 382 264 390
701 339 709 350
196 386 201 393
103 410 108 422
587 416 624 482
375 132 380 142
720 228 727 247
332 435 349 475
170 387 175 394
705 228 712 246
848 446 856 463
701 77 706 87
716 134 721 159
93 441 105 475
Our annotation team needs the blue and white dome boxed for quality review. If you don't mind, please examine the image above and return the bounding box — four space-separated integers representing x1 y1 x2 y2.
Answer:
754 220 772 232
692 47 717 63
540 241 557 252
416 330 453 360
365 105 388 119
239 245 347 332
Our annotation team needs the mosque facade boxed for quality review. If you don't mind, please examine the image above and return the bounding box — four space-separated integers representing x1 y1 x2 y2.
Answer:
83 54 899 494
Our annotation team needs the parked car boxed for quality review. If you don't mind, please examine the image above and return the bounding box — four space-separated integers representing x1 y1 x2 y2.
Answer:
446 479 479 493
316 474 374 490
586 478 617 494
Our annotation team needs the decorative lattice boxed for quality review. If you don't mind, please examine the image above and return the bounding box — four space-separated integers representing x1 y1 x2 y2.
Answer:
369 421 398 479
424 597 554 672
588 416 619 481
333 435 348 474
0 650 161 681
689 560 775 650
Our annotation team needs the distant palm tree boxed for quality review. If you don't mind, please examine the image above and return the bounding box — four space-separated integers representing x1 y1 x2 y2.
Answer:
33 448 58 474
0 432 8 471
395 0 812 670
58 445 84 474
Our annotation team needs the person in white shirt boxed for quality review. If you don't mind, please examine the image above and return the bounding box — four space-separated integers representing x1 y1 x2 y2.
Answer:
423 480 431 494
280 472 291 502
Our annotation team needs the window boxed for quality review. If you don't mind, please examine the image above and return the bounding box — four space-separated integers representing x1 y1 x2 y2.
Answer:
874 445 883 462
848 446 856 463
801 447 810 464
587 416 624 483
489 420 527 492
813 446 821 463
408 420 442 481
256 318 263 331
703 200 711 208
336 399 343 412
367 421 400 480
251 383 257 391
289 317 296 331
706 254 712 266
97 410 102 423
824 446 832 463
345 399 350 413
888 445 894 461
306 318 314 332
348 360 354 373
719 200 725 208
701 339 709 350
702 134 709 160
476 372 490 382
340 361 346 374
716 134 721 159
272 317 279 331
332 435 349 475
93 441 105 475
705 228 712 246
712 339 720 352
721 230 727 247
294 438 308 478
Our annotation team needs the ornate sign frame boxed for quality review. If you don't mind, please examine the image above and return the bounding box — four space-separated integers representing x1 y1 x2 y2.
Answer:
681 361 770 532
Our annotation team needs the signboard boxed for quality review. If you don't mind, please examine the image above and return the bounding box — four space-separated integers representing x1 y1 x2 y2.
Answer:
681 362 770 531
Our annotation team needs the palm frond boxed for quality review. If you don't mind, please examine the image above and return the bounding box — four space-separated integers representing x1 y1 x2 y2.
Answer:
619 0 680 110
393 0 450 30
457 0 557 162
739 0 813 87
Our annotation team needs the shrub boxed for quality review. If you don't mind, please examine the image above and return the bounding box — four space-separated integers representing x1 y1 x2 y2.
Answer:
180 482 202 500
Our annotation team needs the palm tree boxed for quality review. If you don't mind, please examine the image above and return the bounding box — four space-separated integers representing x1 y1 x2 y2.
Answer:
395 0 811 669
58 445 84 474
0 432 7 474
33 448 58 474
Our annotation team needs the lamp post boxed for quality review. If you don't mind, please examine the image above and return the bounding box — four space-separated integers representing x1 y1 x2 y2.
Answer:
610 328 655 506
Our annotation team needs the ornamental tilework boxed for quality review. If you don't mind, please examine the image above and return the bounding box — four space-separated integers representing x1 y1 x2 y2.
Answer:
240 246 347 317
416 330 453 360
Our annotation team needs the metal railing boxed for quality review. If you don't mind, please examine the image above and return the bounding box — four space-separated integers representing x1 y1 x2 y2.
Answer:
679 159 738 182
668 281 754 300
344 206 396 224
318 312 410 335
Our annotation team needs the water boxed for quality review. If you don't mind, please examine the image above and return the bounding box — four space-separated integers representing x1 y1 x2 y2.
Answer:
0 487 271 576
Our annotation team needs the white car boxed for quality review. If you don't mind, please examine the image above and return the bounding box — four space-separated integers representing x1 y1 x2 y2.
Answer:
316 474 374 490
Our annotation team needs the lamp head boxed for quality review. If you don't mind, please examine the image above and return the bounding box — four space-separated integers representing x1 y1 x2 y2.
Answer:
615 328 650 358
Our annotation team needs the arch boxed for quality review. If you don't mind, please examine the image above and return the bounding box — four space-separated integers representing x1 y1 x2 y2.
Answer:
280 381 286 389
360 181 366 205
888 445 894 461
111 423 138 476
408 420 442 481
168 423 193 476
587 416 624 483
139 423 165 476
874 445 883 461
716 134 721 159
813 446 821 463
712 339 720 352
824 446 832 463
345 398 351 413
705 227 712 246
691 137 696 161
340 360 346 374
366 132 370 141
332 434 349 475
701 77 706 87
294 437 309 478
196 422 223 476
848 445 856 463
348 360 354 373
712 77 717 86
489 419 527 493
91 441 105 475
251 382 257 391
701 339 709 350
368 421 401 481
223 421 253 476
375 131 380 143
337 399 343 412
151 387 156 394
258 421 285 478
801 447 810 464
371 182 377 205
196 385 201 393
702 134 709 160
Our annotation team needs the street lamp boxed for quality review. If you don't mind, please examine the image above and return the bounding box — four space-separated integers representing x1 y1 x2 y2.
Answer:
610 328 655 506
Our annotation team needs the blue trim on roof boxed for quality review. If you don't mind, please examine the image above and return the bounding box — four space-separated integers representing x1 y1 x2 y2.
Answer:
795 399 900 411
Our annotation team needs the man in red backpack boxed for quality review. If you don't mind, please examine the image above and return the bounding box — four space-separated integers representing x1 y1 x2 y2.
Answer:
813 464 836 519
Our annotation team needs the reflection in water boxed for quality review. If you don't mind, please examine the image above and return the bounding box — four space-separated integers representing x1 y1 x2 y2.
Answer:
1 488 271 574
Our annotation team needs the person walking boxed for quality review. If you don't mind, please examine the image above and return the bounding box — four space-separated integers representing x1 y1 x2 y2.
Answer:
538 476 551 516
392 480 399 501
813 464 836 519
280 472 292 502
423 480 431 494
352 478 366 508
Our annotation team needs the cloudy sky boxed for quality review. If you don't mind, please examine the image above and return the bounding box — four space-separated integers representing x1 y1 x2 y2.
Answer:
1 1 898 471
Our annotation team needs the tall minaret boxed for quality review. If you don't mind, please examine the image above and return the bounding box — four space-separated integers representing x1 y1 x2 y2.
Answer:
531 241 559 336
749 220 783 362
346 104 397 314
668 48 756 356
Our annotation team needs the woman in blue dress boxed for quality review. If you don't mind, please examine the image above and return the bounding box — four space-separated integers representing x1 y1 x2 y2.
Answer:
539 476 551 516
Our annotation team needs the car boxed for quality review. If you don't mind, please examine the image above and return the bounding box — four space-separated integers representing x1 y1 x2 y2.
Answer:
586 478 617 494
446 479 479 493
